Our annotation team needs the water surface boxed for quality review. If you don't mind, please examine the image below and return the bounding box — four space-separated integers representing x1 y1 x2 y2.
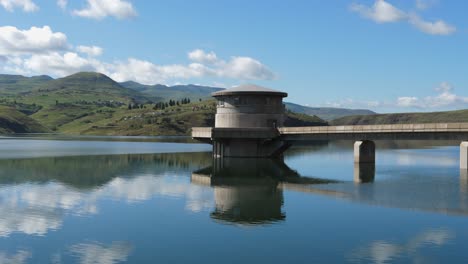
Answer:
0 137 466 263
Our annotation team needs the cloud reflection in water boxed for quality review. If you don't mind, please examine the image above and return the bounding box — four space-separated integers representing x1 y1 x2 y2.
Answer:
0 152 216 237
349 228 454 263
69 241 133 264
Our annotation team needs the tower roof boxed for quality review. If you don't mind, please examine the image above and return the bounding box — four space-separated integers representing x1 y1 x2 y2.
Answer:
212 84 287 97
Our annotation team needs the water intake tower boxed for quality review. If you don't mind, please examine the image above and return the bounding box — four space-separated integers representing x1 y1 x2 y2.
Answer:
192 84 291 158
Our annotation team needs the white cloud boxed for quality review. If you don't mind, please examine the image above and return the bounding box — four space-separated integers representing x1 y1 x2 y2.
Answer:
396 96 419 107
188 49 218 64
0 0 38 12
326 82 468 111
104 58 213 84
0 26 275 85
350 0 455 35
103 52 275 84
77 45 103 57
23 52 99 76
408 14 456 35
73 0 137 20
57 0 67 10
434 81 452 93
415 0 437 10
325 98 381 109
220 56 275 80
0 26 68 55
187 50 275 80
395 82 468 109
350 0 406 23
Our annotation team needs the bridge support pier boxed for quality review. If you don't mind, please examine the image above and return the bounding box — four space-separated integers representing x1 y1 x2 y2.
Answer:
461 142 468 170
354 140 375 164
354 163 375 183
212 138 291 158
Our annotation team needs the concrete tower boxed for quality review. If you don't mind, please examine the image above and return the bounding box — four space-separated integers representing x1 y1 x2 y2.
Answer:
192 84 291 158
212 84 288 128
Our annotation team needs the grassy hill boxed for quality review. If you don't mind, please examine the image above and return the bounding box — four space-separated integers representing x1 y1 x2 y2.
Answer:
331 109 468 125
284 111 327 126
0 74 52 95
120 81 222 102
59 100 217 136
0 106 49 134
30 72 150 104
285 102 375 121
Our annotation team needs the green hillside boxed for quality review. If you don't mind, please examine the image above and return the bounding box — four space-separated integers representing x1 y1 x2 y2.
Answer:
59 100 217 136
284 111 327 126
331 109 468 125
0 106 49 134
285 102 375 121
30 72 150 104
0 74 52 95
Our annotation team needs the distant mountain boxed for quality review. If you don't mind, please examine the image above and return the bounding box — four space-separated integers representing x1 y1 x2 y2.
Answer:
285 102 376 121
120 81 223 101
33 72 149 104
330 109 468 125
0 74 52 94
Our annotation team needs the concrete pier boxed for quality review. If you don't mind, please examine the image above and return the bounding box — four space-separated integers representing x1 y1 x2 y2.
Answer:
354 140 375 164
460 169 468 194
354 163 375 183
461 142 468 170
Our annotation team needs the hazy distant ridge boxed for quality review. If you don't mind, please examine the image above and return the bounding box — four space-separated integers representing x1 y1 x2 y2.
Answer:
285 102 375 121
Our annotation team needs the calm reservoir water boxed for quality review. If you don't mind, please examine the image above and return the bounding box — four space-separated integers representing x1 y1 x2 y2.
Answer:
0 137 467 263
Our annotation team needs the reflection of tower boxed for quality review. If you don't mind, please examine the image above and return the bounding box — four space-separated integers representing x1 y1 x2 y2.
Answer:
211 181 284 224
192 158 339 225
192 158 297 225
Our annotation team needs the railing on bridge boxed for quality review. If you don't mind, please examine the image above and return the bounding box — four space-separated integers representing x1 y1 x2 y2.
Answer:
279 123 468 134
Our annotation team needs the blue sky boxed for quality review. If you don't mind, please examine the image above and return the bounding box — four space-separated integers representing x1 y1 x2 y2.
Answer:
0 0 467 113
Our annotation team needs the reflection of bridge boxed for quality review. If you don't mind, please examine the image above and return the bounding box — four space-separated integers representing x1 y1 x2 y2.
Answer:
192 157 468 225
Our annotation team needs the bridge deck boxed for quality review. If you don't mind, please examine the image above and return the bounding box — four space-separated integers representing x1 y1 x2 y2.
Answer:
279 123 468 141
193 122 468 141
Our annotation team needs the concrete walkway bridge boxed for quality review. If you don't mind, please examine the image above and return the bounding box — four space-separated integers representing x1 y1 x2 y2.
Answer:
193 123 468 169
191 84 468 170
